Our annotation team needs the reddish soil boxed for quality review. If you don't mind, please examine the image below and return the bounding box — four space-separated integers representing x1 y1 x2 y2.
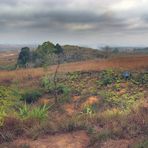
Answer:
8 131 89 148
101 139 131 148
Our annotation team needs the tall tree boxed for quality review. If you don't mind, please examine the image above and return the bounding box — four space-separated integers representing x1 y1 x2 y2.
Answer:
35 41 56 66
17 47 30 68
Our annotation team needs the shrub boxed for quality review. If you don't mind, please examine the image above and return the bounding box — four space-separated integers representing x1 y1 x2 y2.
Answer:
133 72 148 86
41 76 71 103
30 105 49 121
41 75 52 90
0 109 6 126
0 86 20 126
67 72 79 81
21 89 43 104
19 104 50 122
82 104 96 115
42 76 70 94
99 90 143 110
58 84 71 103
98 69 120 86
19 104 30 118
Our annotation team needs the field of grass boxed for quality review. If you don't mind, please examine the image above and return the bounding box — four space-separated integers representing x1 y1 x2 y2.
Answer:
0 55 147 86
0 51 18 64
0 54 148 148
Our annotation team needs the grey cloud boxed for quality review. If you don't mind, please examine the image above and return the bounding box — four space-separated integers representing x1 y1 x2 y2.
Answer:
0 0 18 6
0 0 148 46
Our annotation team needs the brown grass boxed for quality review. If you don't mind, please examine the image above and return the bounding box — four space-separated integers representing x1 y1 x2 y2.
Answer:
0 55 148 85
0 51 18 66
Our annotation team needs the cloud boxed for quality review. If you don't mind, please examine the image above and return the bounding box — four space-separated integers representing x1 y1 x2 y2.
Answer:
0 0 148 46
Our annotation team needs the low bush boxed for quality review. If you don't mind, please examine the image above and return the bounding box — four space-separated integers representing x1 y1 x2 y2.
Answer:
42 76 71 95
41 76 71 103
98 69 120 86
99 90 143 110
132 72 148 86
21 89 43 104
0 86 20 126
19 104 50 122
82 104 97 115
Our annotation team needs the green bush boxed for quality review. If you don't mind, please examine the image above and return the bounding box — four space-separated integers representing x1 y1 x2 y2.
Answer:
98 69 120 86
0 108 6 126
21 90 43 104
133 72 148 86
19 104 50 121
41 75 52 90
42 77 71 95
19 104 30 118
29 105 49 121
0 86 20 126
67 72 79 81
99 90 143 110
82 104 97 115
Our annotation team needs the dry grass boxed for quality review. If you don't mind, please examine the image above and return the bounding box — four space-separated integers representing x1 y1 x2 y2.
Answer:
0 51 18 66
0 55 148 86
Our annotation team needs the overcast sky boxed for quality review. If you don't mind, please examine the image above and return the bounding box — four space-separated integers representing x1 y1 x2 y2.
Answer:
0 0 148 47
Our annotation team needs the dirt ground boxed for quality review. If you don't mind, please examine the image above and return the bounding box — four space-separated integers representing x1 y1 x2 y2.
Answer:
1 131 89 148
101 139 131 148
1 132 133 148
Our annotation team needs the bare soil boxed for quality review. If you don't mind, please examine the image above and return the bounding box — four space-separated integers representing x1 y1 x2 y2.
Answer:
1 131 89 148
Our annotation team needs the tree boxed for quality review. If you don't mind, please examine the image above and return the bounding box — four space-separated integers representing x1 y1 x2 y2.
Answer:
17 47 30 68
112 48 119 54
39 42 64 105
53 43 64 104
35 41 56 66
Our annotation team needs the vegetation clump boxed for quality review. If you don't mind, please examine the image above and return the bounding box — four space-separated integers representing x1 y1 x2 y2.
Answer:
0 51 147 147
21 89 43 104
19 104 50 122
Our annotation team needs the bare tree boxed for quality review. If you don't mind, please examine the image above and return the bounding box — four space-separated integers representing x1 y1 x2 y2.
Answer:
53 44 64 104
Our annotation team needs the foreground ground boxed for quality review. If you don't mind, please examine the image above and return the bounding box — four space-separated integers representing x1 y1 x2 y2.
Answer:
0 55 148 148
1 131 134 148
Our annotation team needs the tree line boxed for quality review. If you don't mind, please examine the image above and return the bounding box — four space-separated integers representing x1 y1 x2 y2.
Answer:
17 41 63 68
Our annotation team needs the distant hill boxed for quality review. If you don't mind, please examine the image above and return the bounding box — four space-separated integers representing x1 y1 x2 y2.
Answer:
61 45 104 63
31 44 105 67
0 44 105 69
134 48 148 53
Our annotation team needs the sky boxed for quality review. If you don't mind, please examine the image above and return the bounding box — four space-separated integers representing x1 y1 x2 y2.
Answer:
0 0 148 47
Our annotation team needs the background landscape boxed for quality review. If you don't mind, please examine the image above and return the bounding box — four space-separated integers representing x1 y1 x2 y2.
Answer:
0 0 148 148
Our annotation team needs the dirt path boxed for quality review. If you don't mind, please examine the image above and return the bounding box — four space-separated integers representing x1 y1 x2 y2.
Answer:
4 131 89 148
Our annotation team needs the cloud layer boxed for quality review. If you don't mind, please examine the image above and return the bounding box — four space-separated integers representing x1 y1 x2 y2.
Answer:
0 0 148 47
